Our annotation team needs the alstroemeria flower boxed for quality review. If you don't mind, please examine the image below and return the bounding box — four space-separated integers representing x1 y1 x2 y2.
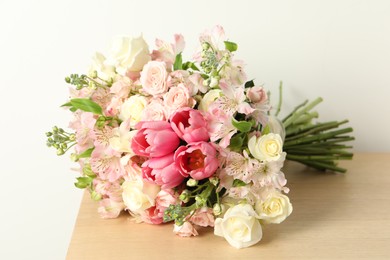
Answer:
132 121 180 157
174 142 219 180
170 108 209 143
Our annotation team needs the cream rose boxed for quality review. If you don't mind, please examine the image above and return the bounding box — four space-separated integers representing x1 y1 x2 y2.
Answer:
163 83 192 115
248 133 283 162
214 204 262 249
140 61 168 96
198 89 222 112
255 190 292 224
122 178 160 214
106 35 151 75
119 95 148 127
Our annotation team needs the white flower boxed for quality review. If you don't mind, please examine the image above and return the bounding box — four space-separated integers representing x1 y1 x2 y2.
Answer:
109 122 137 153
255 190 292 224
214 204 262 249
88 52 116 81
106 35 151 75
198 89 222 112
119 95 148 127
122 178 160 214
248 133 283 162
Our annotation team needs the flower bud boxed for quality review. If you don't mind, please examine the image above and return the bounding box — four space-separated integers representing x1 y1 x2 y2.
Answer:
186 178 198 187
213 203 223 216
91 191 102 201
57 148 65 156
209 177 219 186
195 196 206 207
70 153 79 162
179 190 190 203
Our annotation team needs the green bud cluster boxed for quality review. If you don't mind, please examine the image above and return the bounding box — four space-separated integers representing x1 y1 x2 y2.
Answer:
65 74 89 90
46 126 76 156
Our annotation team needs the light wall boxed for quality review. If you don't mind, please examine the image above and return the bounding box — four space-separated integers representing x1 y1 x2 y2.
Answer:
1 0 389 259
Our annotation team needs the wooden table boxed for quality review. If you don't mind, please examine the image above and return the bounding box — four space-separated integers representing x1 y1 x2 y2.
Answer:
67 153 390 259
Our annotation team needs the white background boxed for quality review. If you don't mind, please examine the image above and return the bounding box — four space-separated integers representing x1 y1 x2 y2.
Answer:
1 0 389 259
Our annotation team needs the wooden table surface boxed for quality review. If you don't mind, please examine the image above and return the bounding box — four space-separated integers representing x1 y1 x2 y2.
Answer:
66 153 390 259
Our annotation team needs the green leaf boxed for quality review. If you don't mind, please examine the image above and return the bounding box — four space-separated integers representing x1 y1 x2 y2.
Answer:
244 80 255 88
61 101 73 107
173 53 183 70
233 179 246 187
262 124 271 135
224 41 238 52
183 61 199 71
228 134 243 149
78 148 94 159
232 118 252 133
70 98 103 115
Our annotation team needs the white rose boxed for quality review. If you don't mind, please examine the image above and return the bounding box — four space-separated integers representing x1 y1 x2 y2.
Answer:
198 89 222 112
122 178 160 214
214 204 262 249
88 52 116 81
119 95 148 127
255 190 292 224
106 35 151 75
248 133 283 162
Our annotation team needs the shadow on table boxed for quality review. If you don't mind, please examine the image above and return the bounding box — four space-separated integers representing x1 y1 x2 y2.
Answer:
260 160 349 245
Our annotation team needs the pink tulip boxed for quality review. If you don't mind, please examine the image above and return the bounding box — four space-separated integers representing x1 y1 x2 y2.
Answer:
170 108 209 143
142 154 185 189
132 121 180 157
174 142 219 180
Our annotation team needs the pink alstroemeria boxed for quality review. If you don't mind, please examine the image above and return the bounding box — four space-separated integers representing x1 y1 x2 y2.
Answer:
90 147 126 182
151 34 185 69
174 142 219 180
68 112 96 154
190 207 215 227
142 154 184 189
170 108 209 143
131 121 180 157
211 81 254 116
206 110 237 148
98 198 124 219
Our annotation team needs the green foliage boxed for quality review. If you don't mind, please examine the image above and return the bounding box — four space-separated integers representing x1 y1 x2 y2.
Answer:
173 53 183 70
224 41 238 52
232 118 252 133
62 98 103 115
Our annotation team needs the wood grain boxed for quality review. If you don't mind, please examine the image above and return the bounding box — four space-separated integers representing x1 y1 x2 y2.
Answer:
66 153 390 259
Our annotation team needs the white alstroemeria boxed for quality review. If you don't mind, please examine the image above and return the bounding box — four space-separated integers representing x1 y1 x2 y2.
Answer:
109 120 137 154
250 152 286 186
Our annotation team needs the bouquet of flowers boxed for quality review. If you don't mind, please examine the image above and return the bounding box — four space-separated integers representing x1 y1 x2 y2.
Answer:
46 26 353 249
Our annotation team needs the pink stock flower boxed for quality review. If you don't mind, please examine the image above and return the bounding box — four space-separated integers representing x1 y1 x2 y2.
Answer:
142 154 184 189
132 121 180 157
173 221 199 237
174 142 219 180
170 108 209 143
190 207 215 227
